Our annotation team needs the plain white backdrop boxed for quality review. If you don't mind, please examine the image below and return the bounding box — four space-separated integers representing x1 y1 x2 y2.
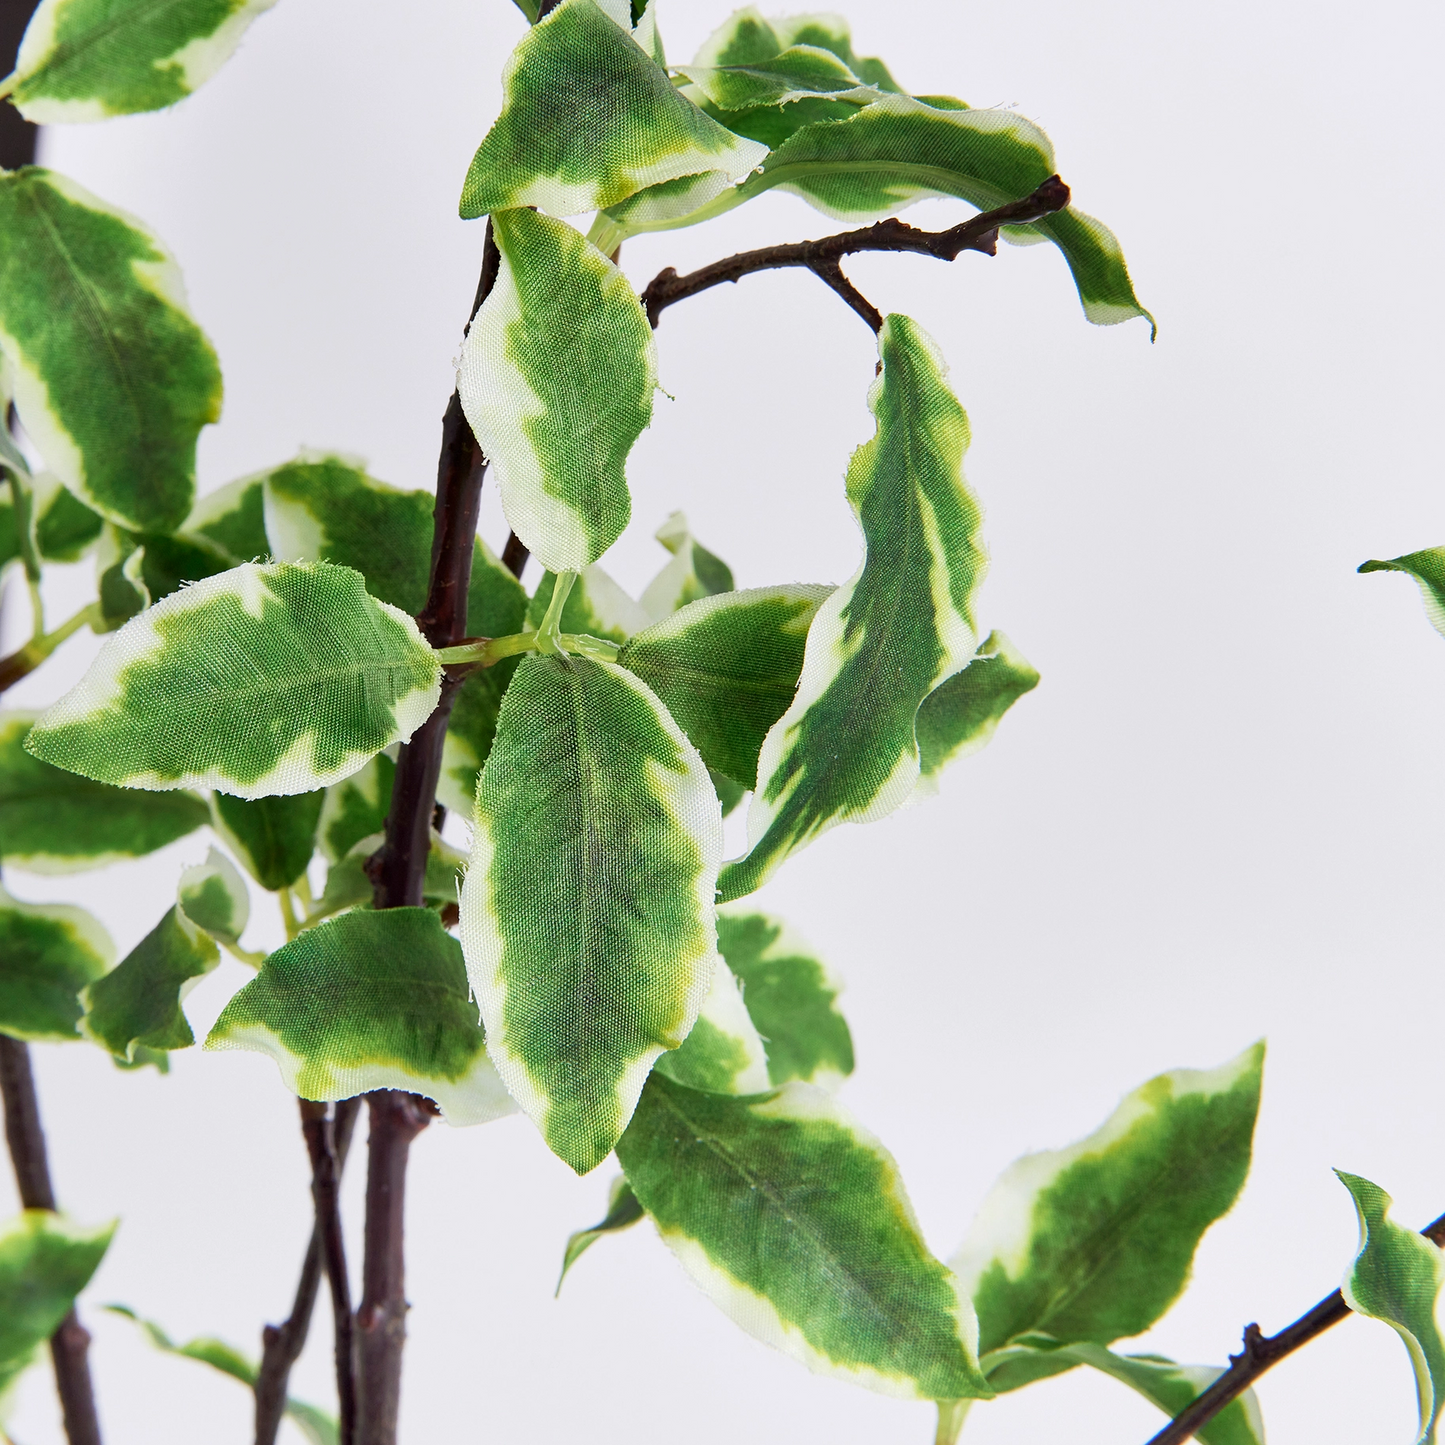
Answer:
2 0 1443 1439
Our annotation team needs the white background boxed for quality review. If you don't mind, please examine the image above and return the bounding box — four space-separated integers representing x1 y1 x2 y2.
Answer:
2 0 1443 1439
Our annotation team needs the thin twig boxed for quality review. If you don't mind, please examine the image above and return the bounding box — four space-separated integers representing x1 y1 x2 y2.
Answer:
500 531 529 580
1143 1209 1445 1445
640 175 1071 330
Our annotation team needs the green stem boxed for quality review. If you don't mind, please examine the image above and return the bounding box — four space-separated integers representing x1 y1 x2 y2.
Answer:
0 602 101 696
534 570 576 654
278 888 301 942
934 1399 972 1445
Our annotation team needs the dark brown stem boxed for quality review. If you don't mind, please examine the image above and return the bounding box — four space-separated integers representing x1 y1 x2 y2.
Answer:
500 531 529 580
1143 1209 1445 1445
640 175 1071 329
0 1035 103 1445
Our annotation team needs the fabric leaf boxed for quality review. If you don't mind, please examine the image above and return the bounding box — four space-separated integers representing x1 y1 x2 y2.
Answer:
32 473 103 562
677 44 876 112
459 207 656 572
0 168 222 532
210 789 324 891
183 475 269 565
312 829 463 922
26 561 441 799
690 9 900 91
0 883 113 1042
638 511 735 622
207 908 516 1127
460 652 722 1174
1360 550 1445 640
319 752 396 864
556 1175 646 1295
616 1072 991 1400
177 848 250 949
653 959 769 1095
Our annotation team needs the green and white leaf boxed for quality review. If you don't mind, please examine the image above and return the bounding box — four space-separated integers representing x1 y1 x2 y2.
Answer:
82 904 219 1060
1360 549 1445 640
183 475 269 565
556 1175 646 1295
312 829 464 921
459 208 657 572
4 0 279 122
0 711 209 872
616 1073 991 1400
209 789 324 891
717 905 853 1089
27 562 441 799
207 908 516 1127
32 472 103 562
177 847 249 949
526 563 649 644
722 317 985 899
638 511 735 622
95 526 150 632
1337 1170 1445 1445
689 9 898 89
0 883 113 1042
0 169 222 532
951 1043 1264 1357
677 43 877 111
459 0 766 219
617 584 830 790
654 959 769 1095
460 652 722 1174
319 752 396 864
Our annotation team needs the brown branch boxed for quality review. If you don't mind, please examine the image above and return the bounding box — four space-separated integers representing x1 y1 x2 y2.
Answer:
0 1035 103 1445
640 175 1071 331
500 531 529 580
1143 1208 1445 1445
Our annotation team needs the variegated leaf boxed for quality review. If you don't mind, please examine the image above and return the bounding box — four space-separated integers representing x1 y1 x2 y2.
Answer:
0 169 222 532
638 511 735 622
556 1175 646 1294
616 1072 991 1400
312 828 463 922
653 959 769 1095
0 883 113 1042
207 908 516 1127
183 475 269 566
460 652 722 1174
209 789 323 891
95 526 150 632
691 9 900 90
526 563 649 644
32 472 102 562
677 44 876 112
177 848 250 948
459 0 765 220
319 752 396 864
1360 549 1445 639
459 208 656 572
722 317 985 899
27 562 441 799
0 711 209 872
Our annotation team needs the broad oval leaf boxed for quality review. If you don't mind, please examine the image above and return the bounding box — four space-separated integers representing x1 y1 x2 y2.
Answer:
653 959 769 1095
1360 549 1445 640
207 908 517 1127
6 0 279 122
722 317 985 899
460 652 722 1174
616 1072 992 1401
210 789 324 891
183 474 269 565
459 208 656 572
951 1043 1264 1356
0 169 222 532
178 848 250 948
319 751 396 864
638 511 735 622
0 883 113 1042
32 473 103 562
26 561 441 799
459 0 766 219
555 1175 646 1295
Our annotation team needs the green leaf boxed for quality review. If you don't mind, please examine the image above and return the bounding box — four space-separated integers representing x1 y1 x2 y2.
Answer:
0 168 222 532
127 527 234 604
458 0 766 220
207 908 516 1126
183 475 269 565
177 848 250 948
460 652 722 1174
690 9 900 90
459 208 656 572
710 767 747 817
677 44 876 112
318 751 396 863
721 317 986 899
1337 1171 1445 1445
210 789 324 891
616 1072 991 1400
0 491 19 579
638 511 735 622
654 959 769 1095
95 528 150 632
556 1175 646 1295
311 828 463 921
950 1043 1264 1357
5 0 279 122
0 711 209 872
1360 549 1445 639
32 473 103 562
526 563 649 644
717 905 853 1088
82 904 219 1060
915 630 1039 792
27 561 442 799
617 583 831 789
0 883 113 1042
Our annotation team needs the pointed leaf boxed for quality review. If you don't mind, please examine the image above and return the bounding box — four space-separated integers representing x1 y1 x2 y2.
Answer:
526 563 649 643
616 1072 991 1400
0 883 113 1042
677 44 876 112
32 473 102 562
950 1043 1264 1356
460 652 722 1174
184 475 269 565
1072 1346 1265 1445
318 752 396 864
207 908 516 1127
1360 549 1445 639
177 848 250 948
0 168 222 532
556 1175 646 1294
638 511 735 622
654 959 769 1095
27 561 441 799
722 317 985 898
459 208 656 572
210 789 324 890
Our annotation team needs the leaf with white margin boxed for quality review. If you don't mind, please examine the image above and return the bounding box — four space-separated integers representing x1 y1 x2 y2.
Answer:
210 788 324 890
914 629 1039 795
653 959 769 1095
82 904 219 1060
526 563 649 644
556 1176 646 1295
0 883 113 1042
319 752 396 863
691 9 901 92
183 475 269 565
1337 1171 1445 1445
638 511 735 622
950 1043 1264 1358
0 169 222 533
3 0 279 122
26 562 441 800
177 848 250 948
721 316 985 900
716 905 852 1089
1360 549 1445 640
311 829 464 922
616 1072 992 1401
677 44 877 112
458 0 765 220
0 711 209 872
618 584 831 791
459 208 656 573
460 652 722 1174
95 526 150 632
32 472 103 562
207 908 516 1128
